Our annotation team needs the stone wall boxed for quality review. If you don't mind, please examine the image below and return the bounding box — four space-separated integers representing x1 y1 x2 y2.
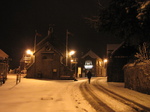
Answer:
124 62 150 95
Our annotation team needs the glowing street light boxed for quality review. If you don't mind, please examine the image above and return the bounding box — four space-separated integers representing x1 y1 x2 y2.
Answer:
69 50 78 78
103 59 108 69
69 50 75 56
24 49 34 66
26 49 33 55
69 50 76 68
70 59 74 62
104 59 108 63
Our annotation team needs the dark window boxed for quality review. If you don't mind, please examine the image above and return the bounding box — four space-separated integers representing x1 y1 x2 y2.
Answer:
49 53 54 59
42 56 47 59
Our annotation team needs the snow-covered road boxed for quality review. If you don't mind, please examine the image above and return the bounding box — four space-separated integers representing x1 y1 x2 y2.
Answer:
0 74 95 112
81 78 150 112
0 74 150 112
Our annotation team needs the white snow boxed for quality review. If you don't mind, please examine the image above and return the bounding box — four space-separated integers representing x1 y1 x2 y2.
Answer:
0 74 149 112
0 74 95 112
97 77 150 108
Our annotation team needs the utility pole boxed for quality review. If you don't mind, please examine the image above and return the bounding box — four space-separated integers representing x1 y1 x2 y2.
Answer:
34 30 37 53
66 29 68 66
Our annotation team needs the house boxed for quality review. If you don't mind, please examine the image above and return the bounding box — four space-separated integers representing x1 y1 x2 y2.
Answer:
79 50 105 77
26 29 74 79
107 42 137 82
0 49 9 83
107 44 120 58
0 49 9 59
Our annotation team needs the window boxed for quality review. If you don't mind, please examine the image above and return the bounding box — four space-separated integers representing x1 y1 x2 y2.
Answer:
42 56 47 59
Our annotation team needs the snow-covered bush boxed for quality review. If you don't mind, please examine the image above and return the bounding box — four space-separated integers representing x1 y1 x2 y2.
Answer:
135 42 150 62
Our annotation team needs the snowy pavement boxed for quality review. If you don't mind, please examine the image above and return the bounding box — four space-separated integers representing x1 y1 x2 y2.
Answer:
0 74 150 112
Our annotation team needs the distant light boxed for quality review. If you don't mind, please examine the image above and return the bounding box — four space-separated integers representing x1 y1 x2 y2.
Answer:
71 59 74 62
104 59 108 63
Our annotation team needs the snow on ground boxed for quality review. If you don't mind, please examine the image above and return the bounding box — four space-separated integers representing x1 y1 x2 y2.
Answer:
0 74 150 112
96 77 150 109
0 74 96 112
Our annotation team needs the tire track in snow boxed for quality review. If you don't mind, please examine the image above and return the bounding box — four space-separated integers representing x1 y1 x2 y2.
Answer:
80 82 115 112
93 78 150 112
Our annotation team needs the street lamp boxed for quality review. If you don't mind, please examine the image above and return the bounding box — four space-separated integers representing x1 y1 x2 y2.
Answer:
69 50 75 69
69 50 75 56
24 49 34 66
104 59 108 63
69 50 78 79
70 59 74 63
26 49 33 55
103 59 108 68
103 58 108 76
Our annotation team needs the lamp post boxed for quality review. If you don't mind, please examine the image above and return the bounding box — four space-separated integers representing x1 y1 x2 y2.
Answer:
104 59 108 68
24 49 33 68
103 59 108 76
69 50 78 79
69 50 75 70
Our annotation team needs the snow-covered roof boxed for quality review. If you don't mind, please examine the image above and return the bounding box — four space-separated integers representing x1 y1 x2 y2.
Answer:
111 41 125 55
107 42 125 56
81 50 101 59
107 44 120 51
0 49 8 59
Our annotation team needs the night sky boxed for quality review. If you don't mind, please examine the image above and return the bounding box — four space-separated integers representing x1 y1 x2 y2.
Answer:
1 0 121 69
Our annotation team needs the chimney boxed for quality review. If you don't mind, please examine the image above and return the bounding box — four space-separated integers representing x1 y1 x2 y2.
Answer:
48 27 53 36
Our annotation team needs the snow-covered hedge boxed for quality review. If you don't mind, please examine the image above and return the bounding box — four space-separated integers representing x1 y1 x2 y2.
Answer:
124 61 150 95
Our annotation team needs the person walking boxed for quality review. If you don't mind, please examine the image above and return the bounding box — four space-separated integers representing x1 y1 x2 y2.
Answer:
86 71 92 84
16 68 21 84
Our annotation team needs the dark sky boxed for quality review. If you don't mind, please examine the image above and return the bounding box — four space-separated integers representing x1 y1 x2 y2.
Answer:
1 0 121 69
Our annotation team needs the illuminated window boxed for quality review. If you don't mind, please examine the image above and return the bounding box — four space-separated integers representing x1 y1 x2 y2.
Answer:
84 60 93 69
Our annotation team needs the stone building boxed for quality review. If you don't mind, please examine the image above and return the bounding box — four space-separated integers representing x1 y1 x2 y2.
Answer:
26 29 73 79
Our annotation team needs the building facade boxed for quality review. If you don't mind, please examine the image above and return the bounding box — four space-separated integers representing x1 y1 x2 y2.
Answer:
0 49 9 83
26 29 73 79
79 50 105 77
